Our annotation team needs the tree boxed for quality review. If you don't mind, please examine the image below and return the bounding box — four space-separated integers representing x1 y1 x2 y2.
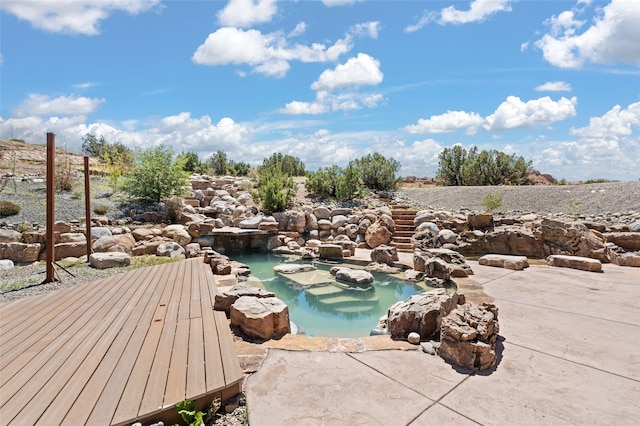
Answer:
307 164 360 201
227 160 251 176
256 164 295 214
352 152 400 191
259 153 306 177
437 145 467 186
121 145 189 203
209 150 228 176
177 151 206 174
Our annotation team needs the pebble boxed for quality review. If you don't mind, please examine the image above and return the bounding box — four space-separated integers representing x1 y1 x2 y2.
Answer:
407 332 421 344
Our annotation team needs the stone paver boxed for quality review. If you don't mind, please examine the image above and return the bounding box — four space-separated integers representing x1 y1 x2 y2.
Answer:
244 260 640 426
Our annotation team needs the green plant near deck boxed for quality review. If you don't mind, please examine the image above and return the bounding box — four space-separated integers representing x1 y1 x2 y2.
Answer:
481 192 503 212
173 400 205 426
0 201 20 216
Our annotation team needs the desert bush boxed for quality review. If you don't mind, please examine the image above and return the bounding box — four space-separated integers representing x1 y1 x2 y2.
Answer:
93 204 108 215
164 196 184 223
256 165 295 214
177 151 207 174
121 145 189 203
307 164 360 201
352 153 400 191
481 192 503 212
0 201 20 217
258 153 306 177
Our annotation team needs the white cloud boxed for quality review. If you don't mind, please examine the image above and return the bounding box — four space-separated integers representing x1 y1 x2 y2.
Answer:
279 90 383 115
535 81 572 92
404 111 484 134
0 0 160 35
570 102 640 139
405 0 513 32
311 53 383 91
193 22 378 77
217 0 278 28
535 0 640 68
484 96 577 130
15 94 105 117
289 22 307 38
72 82 99 90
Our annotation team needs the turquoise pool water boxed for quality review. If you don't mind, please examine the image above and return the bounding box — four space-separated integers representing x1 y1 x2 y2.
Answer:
230 252 433 338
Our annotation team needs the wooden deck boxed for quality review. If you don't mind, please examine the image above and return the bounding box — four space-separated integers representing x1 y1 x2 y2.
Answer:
0 258 243 426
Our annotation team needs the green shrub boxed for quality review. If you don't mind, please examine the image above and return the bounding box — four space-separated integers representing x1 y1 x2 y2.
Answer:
93 204 108 215
257 166 295 214
0 201 20 216
258 152 306 177
481 192 503 212
352 153 400 191
72 190 83 200
164 196 184 223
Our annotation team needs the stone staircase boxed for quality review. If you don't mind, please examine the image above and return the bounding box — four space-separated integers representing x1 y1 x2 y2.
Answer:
389 205 418 253
306 284 379 313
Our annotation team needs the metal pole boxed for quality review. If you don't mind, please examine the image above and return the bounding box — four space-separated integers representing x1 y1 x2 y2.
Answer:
44 132 56 283
84 156 92 260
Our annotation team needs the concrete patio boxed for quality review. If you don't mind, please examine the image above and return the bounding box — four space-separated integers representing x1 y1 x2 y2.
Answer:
244 260 640 425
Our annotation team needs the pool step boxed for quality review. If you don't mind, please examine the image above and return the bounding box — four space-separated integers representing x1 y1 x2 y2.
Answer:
306 285 345 298
335 305 376 313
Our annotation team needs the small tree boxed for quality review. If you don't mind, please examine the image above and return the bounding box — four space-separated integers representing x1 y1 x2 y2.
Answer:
353 152 400 191
208 150 228 176
256 163 296 214
259 153 306 177
121 145 189 203
482 192 503 212
177 151 206 174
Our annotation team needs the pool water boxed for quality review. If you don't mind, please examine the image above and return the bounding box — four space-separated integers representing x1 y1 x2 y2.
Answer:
230 252 439 338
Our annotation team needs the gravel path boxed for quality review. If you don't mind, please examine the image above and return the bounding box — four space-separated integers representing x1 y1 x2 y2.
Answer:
397 181 640 220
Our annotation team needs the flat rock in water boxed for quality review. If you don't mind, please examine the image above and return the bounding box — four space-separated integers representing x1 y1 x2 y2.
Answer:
273 264 317 274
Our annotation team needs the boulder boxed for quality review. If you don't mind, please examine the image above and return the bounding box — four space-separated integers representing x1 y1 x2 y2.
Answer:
162 224 192 246
156 242 186 259
92 234 136 254
90 227 112 240
387 289 458 340
460 225 543 258
603 232 640 251
0 229 22 243
132 238 165 256
54 221 72 234
331 215 348 229
317 219 333 230
273 264 317 274
365 221 392 249
478 254 529 270
467 213 493 229
0 259 15 270
546 254 602 272
318 244 343 260
414 211 436 227
89 252 131 269
606 247 640 267
437 229 458 245
330 267 374 286
59 233 86 243
370 245 399 265
365 262 401 274
239 217 262 229
0 242 41 263
55 242 87 260
439 303 500 371
132 227 157 241
214 284 276 314
230 296 290 340
313 206 331 220
413 255 451 280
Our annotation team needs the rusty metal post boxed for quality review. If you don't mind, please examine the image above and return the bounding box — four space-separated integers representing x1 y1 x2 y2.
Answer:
84 156 92 260
44 132 56 283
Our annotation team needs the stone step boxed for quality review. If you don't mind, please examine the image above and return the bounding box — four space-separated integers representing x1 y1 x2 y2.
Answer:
393 230 415 236
306 285 346 298
394 219 415 226
391 236 413 242
316 293 380 306
335 305 376 313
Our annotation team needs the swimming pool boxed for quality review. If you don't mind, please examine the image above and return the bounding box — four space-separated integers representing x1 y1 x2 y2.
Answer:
230 252 452 338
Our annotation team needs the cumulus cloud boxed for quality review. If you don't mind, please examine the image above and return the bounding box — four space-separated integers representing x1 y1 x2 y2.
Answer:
404 111 484 135
311 53 383 91
535 81 572 92
192 21 379 77
15 94 105 117
279 90 383 115
0 0 160 35
322 0 363 6
405 0 513 32
570 102 640 139
535 0 640 68
484 96 577 131
217 0 278 28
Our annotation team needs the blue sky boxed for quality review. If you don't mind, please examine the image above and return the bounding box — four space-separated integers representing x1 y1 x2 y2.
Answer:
1 0 639 181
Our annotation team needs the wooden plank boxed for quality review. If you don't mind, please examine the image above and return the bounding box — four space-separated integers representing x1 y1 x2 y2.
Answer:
61 263 169 425
163 319 190 406
0 272 132 422
214 311 244 387
186 318 206 399
198 263 225 393
83 262 170 426
34 266 155 425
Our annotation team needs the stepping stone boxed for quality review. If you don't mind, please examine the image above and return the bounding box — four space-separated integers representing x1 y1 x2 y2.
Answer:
546 255 602 272
479 254 529 270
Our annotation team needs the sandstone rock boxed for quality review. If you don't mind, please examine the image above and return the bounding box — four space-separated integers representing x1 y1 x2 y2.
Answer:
54 221 71 234
407 332 421 344
318 244 343 260
331 207 353 217
413 254 451 280
479 254 529 270
89 252 131 269
22 231 45 244
313 206 331 220
90 227 112 240
414 211 436 227
629 220 640 232
132 238 165 256
387 289 458 340
365 221 392 249
273 264 317 274
546 254 602 272
467 213 493 229
331 215 348 229
156 242 186 259
59 233 86 243
370 245 398 265
0 229 22 243
330 267 374 286
230 296 290 340
603 232 640 251
317 219 333 230
606 247 640 267
184 242 201 258
0 242 41 263
55 242 87 260
162 224 192 246
131 227 156 241
0 259 15 270
460 225 543 258
214 284 276 314
92 234 136 254
439 303 499 371
438 229 458 244
239 217 262 229
404 269 425 281
365 262 401 274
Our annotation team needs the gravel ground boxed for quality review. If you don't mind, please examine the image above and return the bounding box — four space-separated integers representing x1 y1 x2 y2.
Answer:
397 181 640 220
